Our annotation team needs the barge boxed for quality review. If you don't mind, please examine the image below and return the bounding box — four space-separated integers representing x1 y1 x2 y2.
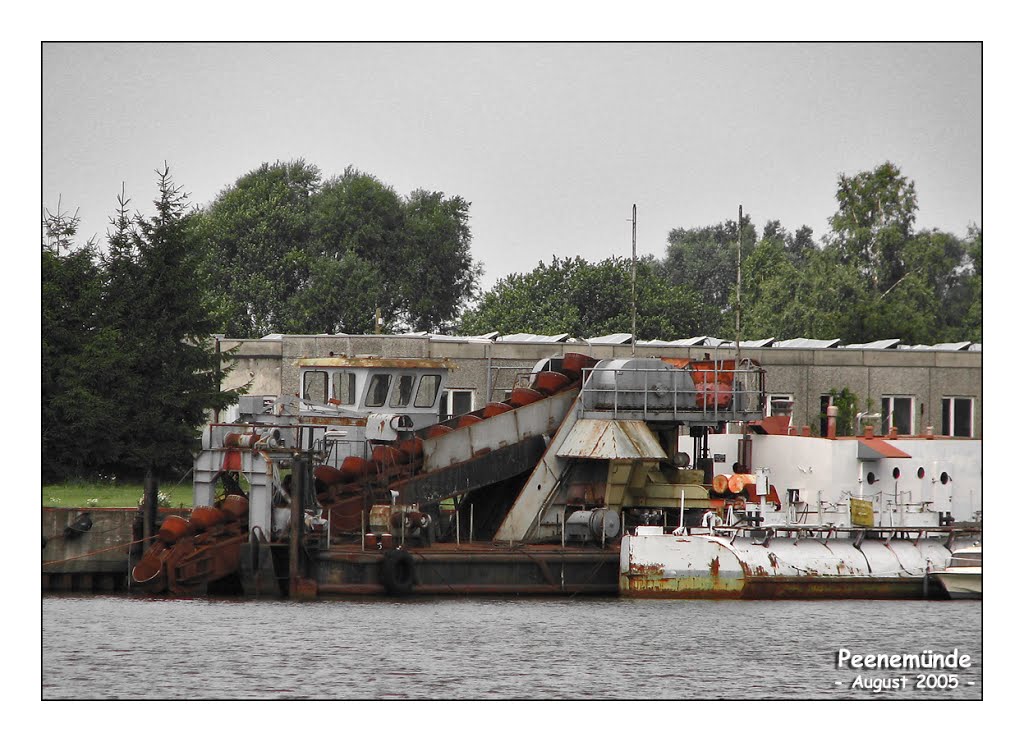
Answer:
45 351 980 599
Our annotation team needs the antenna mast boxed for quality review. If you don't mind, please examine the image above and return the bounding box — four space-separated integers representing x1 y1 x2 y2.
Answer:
631 203 637 357
736 204 742 365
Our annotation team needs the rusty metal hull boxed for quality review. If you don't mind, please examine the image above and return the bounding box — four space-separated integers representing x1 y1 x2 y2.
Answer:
621 575 927 600
314 544 619 597
620 532 953 600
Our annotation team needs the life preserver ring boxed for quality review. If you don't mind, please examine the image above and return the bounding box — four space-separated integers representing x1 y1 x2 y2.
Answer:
379 549 416 595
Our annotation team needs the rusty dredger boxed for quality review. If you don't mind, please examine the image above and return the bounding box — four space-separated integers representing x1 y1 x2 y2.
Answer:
129 352 980 599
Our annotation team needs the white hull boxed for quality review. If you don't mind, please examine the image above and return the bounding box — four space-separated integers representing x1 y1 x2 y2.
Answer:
934 571 981 599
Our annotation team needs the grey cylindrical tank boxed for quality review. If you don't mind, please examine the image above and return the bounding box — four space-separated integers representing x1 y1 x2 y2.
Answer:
584 359 696 410
566 508 620 542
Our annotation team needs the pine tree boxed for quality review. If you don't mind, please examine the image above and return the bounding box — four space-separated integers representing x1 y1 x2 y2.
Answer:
42 206 123 480
101 165 238 480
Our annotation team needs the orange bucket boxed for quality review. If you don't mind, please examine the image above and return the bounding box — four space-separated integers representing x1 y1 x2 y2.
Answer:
509 388 544 407
220 494 249 522
190 505 224 531
157 515 190 544
533 371 570 395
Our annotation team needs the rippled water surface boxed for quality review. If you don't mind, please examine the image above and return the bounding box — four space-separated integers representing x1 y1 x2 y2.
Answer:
43 595 981 700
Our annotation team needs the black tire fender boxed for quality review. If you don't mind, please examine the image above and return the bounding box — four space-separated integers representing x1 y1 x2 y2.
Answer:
380 549 416 595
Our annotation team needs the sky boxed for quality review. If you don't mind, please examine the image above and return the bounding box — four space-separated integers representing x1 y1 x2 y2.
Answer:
42 42 981 291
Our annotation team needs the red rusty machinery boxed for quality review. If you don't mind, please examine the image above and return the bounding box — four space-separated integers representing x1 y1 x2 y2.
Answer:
136 353 599 594
533 371 571 396
133 488 250 595
483 402 514 418
314 353 599 545
508 388 544 407
661 357 737 409
560 352 593 381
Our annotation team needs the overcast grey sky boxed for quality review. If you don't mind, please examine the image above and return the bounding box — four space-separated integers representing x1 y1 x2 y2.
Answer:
43 42 980 290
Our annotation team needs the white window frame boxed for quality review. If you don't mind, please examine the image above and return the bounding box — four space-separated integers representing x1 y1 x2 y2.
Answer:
440 389 475 420
941 396 974 437
881 395 915 435
765 393 794 418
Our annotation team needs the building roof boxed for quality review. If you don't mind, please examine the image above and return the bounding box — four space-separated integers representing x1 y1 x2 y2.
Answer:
585 333 633 345
497 332 571 343
843 339 901 350
259 331 981 352
772 337 842 349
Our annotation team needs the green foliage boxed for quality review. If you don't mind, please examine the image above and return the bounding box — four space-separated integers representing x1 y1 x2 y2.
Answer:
660 215 757 335
285 252 383 334
42 210 125 481
460 256 700 340
401 189 481 332
193 160 320 337
828 161 918 291
195 162 480 336
43 478 193 509
100 165 239 477
825 387 860 436
961 225 982 343
43 166 239 482
704 163 979 346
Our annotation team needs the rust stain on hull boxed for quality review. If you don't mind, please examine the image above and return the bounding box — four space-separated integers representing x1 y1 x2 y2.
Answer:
621 575 927 600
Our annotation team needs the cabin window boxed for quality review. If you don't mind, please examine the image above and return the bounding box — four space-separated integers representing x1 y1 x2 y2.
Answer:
881 395 914 435
302 371 328 405
331 372 356 406
365 373 391 407
389 374 416 407
439 389 474 420
415 375 442 408
941 397 973 437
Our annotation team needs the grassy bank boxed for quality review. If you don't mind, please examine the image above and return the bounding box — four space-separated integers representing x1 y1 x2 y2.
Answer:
43 479 193 509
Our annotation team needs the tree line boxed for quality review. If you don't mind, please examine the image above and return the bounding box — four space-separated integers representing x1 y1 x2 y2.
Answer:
42 160 980 482
463 162 981 346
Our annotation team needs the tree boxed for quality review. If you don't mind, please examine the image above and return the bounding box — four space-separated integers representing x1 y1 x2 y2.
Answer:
460 255 700 340
193 160 321 337
42 206 124 481
101 165 238 478
660 214 757 335
400 189 481 332
828 161 917 291
196 161 481 336
962 226 982 342
285 252 383 335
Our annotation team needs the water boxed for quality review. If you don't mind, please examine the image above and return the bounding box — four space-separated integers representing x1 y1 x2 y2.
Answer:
43 595 981 700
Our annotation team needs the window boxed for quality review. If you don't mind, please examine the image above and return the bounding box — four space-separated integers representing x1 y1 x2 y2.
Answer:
389 374 416 408
766 393 793 418
414 375 442 408
331 372 356 406
941 397 974 437
302 371 328 405
881 395 914 435
365 373 391 407
439 389 474 419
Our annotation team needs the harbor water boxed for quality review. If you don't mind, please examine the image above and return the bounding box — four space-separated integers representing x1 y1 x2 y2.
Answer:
43 595 981 700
